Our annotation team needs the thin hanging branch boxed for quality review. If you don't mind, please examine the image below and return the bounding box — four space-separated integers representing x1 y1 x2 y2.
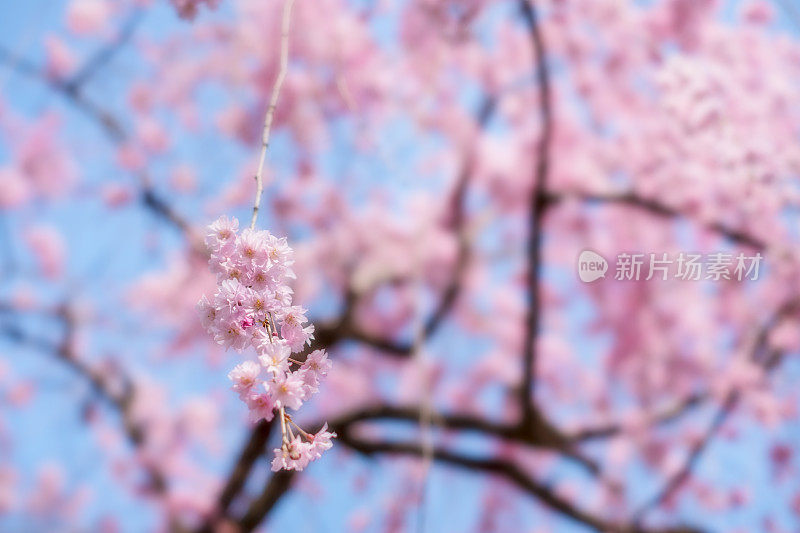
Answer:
250 0 296 230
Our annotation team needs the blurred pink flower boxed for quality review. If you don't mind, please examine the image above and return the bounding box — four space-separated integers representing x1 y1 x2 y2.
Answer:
44 37 76 80
66 0 111 35
170 165 196 193
0 167 30 208
24 225 66 280
101 184 133 207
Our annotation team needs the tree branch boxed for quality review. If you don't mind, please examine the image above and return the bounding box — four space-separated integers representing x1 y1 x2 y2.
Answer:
569 392 707 443
0 24 193 238
0 304 168 496
337 429 704 533
543 191 765 250
234 470 296 533
193 420 275 533
518 0 553 425
250 0 295 230
632 299 800 522
327 402 599 475
65 8 145 91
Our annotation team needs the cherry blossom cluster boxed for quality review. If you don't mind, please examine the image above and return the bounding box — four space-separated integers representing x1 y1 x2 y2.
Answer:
198 215 334 471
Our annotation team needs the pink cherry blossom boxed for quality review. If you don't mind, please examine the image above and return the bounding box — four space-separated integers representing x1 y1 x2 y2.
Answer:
264 371 305 411
307 424 336 460
198 216 333 467
302 349 331 380
65 0 110 35
258 340 291 375
270 436 313 472
245 393 276 423
228 361 261 398
44 37 76 80
0 167 31 208
24 226 66 280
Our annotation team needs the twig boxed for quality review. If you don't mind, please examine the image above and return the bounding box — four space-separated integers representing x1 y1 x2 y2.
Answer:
250 0 296 230
632 394 736 523
0 24 196 243
569 392 706 442
632 299 800 522
0 305 168 496
66 8 144 91
0 46 42 80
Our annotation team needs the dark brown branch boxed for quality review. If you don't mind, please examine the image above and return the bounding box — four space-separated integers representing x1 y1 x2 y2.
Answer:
216 421 274 512
519 0 553 425
339 326 414 357
569 392 707 443
60 84 127 141
0 46 44 80
543 191 765 250
425 94 496 338
235 470 296 533
327 403 600 475
193 420 275 533
338 430 704 533
0 323 62 362
141 187 193 236
329 404 517 439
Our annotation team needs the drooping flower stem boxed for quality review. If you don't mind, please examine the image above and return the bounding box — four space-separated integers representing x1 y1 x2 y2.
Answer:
250 0 296 231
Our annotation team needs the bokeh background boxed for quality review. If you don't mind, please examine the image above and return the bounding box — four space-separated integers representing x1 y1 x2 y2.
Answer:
2 0 800 531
